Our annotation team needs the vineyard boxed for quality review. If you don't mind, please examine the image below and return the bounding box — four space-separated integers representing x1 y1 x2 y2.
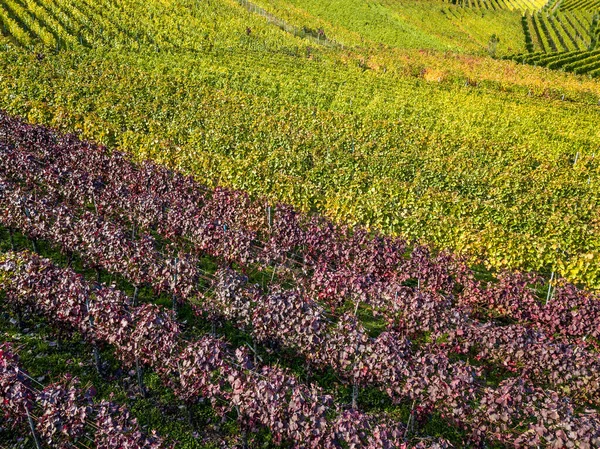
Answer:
499 0 600 74
1 0 600 447
2 112 600 448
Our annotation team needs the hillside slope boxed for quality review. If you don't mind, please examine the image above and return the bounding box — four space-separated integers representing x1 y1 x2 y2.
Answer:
1 0 600 288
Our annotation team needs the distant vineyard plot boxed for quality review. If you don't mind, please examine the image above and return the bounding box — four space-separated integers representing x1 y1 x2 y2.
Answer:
447 0 548 12
561 0 600 11
434 0 600 76
0 0 317 52
501 0 600 75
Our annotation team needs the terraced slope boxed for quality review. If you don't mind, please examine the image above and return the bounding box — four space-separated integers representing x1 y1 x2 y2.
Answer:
512 11 599 72
0 0 319 52
249 0 528 55
503 0 600 75
382 0 528 54
248 0 600 70
422 0 600 76
561 0 600 11
0 0 539 56
449 0 548 11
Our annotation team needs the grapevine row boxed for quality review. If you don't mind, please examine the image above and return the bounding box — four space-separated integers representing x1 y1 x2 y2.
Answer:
0 176 487 444
2 34 599 288
0 344 170 448
3 252 600 447
3 160 600 413
511 8 600 73
0 251 453 449
2 177 600 446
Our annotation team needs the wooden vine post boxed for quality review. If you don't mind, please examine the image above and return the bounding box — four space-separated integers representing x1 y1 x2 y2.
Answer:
172 256 179 313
